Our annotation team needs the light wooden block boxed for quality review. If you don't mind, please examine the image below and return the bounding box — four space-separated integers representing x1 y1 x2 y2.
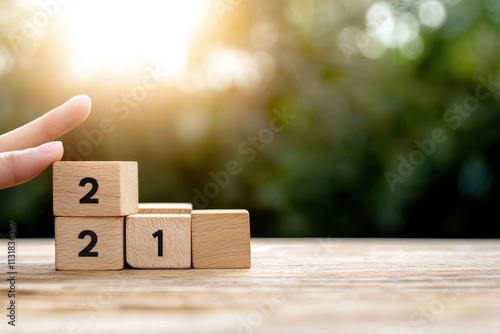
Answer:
55 217 124 270
53 161 138 217
126 214 191 269
138 203 193 214
192 210 251 269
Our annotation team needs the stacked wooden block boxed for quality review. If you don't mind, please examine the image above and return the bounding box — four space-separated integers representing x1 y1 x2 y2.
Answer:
53 162 250 270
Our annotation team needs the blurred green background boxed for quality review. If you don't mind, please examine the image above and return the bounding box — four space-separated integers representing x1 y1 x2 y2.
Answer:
1 0 499 238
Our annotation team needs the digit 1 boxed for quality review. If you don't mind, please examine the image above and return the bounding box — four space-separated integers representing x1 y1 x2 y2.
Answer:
152 230 163 257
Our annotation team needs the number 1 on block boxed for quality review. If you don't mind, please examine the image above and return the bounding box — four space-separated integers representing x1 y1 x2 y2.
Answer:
125 214 191 268
152 230 164 257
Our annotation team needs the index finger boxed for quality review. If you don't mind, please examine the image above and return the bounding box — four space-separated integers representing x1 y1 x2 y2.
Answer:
0 95 91 152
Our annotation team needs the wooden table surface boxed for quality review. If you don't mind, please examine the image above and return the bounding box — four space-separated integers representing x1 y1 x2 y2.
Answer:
1 238 499 334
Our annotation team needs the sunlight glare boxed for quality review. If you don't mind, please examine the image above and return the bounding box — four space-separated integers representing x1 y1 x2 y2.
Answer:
61 0 209 78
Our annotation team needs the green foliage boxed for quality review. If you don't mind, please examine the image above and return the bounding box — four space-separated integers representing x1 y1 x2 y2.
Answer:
0 0 499 238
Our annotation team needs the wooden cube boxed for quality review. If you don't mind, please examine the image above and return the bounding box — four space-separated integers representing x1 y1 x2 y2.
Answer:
192 210 251 269
55 217 124 270
53 161 138 217
138 203 192 214
126 214 191 269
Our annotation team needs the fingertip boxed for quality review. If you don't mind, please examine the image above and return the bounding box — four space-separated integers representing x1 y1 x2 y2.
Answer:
0 143 65 189
36 141 62 153
66 95 92 122
72 94 92 107
36 141 64 161
55 143 64 162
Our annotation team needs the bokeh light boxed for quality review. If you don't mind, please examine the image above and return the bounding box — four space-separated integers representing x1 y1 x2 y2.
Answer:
1 0 500 239
418 0 447 28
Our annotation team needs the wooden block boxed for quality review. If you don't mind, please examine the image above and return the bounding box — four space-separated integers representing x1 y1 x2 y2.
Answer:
55 217 124 270
138 203 193 214
126 214 191 269
192 210 251 269
53 161 138 217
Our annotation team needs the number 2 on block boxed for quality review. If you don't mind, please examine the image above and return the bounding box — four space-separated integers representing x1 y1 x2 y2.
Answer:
153 230 163 257
79 177 99 204
78 230 98 257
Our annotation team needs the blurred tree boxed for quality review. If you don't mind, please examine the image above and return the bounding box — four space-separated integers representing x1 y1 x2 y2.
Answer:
0 0 499 238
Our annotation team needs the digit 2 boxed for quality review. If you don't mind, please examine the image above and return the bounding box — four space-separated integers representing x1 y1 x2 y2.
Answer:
78 230 98 257
79 177 99 204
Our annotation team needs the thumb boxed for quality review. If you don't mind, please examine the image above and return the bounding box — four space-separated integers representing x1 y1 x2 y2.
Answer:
0 141 64 189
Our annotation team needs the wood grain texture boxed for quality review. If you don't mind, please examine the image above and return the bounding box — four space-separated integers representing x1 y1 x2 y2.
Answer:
53 161 138 217
55 217 125 270
0 239 499 334
137 203 193 214
126 214 191 269
192 209 251 269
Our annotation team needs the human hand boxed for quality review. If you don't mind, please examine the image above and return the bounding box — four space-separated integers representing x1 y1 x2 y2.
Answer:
0 95 91 189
